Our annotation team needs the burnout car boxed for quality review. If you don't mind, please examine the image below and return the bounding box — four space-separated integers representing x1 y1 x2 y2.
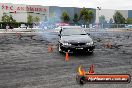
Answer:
58 28 95 53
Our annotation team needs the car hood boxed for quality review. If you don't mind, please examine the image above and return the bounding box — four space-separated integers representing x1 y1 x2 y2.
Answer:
60 35 93 43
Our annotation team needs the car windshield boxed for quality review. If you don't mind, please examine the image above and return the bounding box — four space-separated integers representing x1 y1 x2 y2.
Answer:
61 29 87 36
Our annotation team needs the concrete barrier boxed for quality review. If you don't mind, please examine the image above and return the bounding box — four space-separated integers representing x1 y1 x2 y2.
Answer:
0 28 40 32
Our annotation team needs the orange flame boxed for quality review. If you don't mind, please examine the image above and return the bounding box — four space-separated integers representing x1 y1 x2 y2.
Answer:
78 65 86 76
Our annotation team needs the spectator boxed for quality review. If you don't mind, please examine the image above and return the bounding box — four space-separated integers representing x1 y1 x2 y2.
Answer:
6 24 9 31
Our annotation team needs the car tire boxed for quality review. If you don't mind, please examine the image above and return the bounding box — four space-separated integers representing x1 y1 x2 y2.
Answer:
89 51 94 55
87 49 94 55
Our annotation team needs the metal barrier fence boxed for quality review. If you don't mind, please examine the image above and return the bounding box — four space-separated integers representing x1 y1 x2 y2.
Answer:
75 24 129 29
0 23 131 29
98 24 127 29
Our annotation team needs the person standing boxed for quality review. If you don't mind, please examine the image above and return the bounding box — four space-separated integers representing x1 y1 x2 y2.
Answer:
5 24 9 31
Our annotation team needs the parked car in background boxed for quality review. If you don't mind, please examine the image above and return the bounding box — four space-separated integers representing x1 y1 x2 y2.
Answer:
19 24 28 29
125 25 132 30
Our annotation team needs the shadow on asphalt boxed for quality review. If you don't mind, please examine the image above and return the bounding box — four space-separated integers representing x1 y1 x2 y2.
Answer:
58 51 95 57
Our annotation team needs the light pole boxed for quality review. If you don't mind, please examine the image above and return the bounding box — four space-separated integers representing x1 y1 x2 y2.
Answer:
97 7 101 29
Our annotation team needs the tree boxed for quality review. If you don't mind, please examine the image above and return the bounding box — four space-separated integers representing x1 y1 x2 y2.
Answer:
109 18 113 24
34 16 40 23
79 7 94 24
9 15 16 23
113 11 125 24
126 18 132 24
88 10 94 23
73 13 79 24
61 11 70 23
99 15 106 24
1 15 16 23
27 15 33 24
99 15 107 28
2 15 10 22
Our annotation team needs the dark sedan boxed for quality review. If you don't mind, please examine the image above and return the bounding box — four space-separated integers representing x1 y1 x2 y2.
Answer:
58 28 95 53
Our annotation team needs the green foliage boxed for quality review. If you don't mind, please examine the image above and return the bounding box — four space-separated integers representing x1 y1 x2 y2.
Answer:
27 15 33 24
99 15 106 24
61 11 70 22
80 8 87 17
34 16 40 23
0 22 29 29
109 18 113 24
79 7 94 24
88 10 94 22
1 15 16 23
126 18 132 24
73 13 79 24
10 15 16 23
113 11 125 24
1 15 10 22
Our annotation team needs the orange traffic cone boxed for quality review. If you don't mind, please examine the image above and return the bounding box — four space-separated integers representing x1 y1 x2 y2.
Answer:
65 52 69 61
104 42 112 49
48 44 53 53
16 32 21 38
88 64 94 74
16 32 18 37
108 42 112 48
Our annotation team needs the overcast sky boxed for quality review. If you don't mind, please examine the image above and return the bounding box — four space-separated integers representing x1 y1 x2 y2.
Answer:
1 0 132 10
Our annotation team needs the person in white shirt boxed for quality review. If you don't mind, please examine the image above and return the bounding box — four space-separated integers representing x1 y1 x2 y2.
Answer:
5 24 9 31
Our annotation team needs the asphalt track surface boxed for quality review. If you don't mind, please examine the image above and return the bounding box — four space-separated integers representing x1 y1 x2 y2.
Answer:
0 29 132 88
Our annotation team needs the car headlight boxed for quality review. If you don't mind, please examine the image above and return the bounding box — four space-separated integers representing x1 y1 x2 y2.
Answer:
62 42 71 46
86 41 93 45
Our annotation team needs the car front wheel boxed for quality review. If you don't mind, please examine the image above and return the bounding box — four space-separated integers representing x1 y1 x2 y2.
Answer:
88 49 94 54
